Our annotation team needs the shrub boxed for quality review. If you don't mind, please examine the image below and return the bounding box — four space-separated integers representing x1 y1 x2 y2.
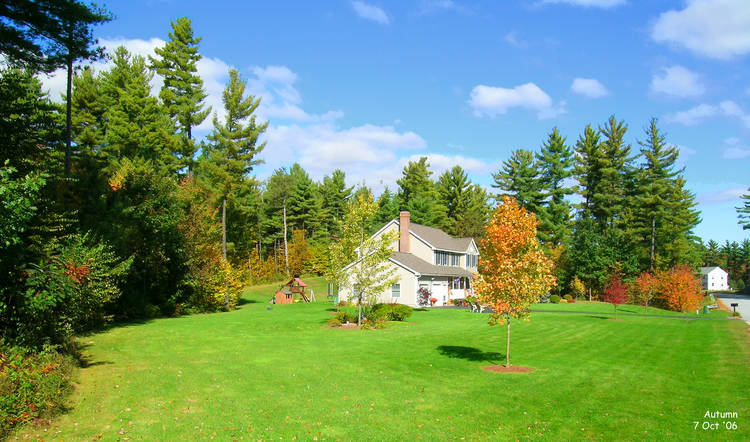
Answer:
360 319 374 330
560 299 568 303
550 295 561 304
656 265 703 313
390 304 413 321
327 317 342 327
365 307 388 322
569 277 586 299
335 311 357 324
564 294 572 301
0 342 75 438
374 317 387 329
417 287 431 307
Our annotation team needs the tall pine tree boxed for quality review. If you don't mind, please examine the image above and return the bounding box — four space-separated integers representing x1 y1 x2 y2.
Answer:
536 128 574 246
149 16 210 174
492 149 544 216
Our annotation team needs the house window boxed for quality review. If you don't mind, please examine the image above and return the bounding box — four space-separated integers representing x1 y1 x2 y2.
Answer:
392 283 400 298
467 254 478 268
435 251 460 266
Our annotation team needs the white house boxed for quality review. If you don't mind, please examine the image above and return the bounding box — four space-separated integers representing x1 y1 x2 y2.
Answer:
699 266 729 291
338 211 478 307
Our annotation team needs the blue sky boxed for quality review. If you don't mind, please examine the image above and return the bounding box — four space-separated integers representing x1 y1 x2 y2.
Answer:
43 0 750 243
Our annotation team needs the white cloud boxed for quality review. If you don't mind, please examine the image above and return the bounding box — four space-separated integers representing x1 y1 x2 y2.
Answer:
469 83 565 119
41 37 167 102
652 0 750 60
699 187 748 204
674 144 697 164
666 103 718 125
351 1 390 24
504 31 528 48
417 0 472 15
666 100 750 127
570 78 609 98
540 0 626 8
650 65 705 98
723 147 750 159
721 137 750 159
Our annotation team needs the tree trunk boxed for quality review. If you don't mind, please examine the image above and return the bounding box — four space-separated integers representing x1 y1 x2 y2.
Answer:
614 305 617 320
650 217 656 272
505 318 511 367
222 197 227 260
588 286 592 302
357 296 362 327
283 201 289 276
64 56 73 176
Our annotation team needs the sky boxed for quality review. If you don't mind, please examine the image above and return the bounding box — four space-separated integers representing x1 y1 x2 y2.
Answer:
41 0 750 243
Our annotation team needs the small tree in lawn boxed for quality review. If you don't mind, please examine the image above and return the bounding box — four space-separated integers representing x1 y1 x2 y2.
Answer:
602 275 628 319
631 272 658 313
474 197 555 368
328 193 398 326
569 277 586 300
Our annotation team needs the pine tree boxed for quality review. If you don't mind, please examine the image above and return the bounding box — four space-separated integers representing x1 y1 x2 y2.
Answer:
632 119 684 270
536 127 574 246
455 184 491 239
374 186 399 226
100 47 177 168
149 16 210 174
321 169 353 236
738 188 750 230
574 124 603 217
202 68 267 261
397 157 448 229
594 116 634 228
492 149 544 216
436 165 471 235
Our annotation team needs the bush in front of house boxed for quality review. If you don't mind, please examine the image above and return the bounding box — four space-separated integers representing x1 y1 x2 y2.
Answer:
550 295 561 304
334 311 357 324
371 303 413 321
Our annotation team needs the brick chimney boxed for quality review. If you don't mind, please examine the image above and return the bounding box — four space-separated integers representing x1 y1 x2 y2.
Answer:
399 211 410 253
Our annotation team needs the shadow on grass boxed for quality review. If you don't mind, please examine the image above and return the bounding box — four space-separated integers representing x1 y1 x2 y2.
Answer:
437 345 503 364
71 341 113 368
237 298 259 306
414 308 429 312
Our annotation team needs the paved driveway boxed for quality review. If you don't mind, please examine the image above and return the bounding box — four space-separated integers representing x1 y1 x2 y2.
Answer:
715 293 750 324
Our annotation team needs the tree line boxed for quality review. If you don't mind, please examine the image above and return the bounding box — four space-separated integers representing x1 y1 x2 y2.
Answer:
2 7 748 350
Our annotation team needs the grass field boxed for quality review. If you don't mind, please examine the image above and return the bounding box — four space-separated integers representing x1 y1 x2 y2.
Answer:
15 277 750 440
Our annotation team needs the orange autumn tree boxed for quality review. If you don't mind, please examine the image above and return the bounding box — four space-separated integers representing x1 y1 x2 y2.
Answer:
657 265 703 312
474 197 556 368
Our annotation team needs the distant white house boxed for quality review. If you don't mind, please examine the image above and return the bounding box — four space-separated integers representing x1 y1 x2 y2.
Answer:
338 211 478 307
699 266 729 291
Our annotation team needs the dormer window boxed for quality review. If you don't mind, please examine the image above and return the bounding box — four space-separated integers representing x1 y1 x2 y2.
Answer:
435 251 460 266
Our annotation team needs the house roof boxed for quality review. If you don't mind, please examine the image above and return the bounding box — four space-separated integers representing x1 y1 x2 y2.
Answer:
700 266 725 275
407 222 475 253
391 252 474 277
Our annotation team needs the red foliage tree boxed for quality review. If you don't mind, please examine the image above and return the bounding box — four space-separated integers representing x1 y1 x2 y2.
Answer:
602 275 628 319
657 265 703 313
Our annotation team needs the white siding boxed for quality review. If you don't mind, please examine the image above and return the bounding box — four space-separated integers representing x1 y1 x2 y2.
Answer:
409 231 434 263
338 260 418 306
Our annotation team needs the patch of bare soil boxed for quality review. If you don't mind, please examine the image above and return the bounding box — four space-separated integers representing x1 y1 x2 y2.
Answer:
716 298 732 312
322 323 360 330
481 365 532 373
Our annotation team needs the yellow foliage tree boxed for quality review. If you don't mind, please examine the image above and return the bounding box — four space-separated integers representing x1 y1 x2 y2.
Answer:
474 197 556 367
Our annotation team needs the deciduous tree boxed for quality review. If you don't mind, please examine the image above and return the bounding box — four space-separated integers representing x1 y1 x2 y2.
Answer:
602 275 628 319
474 197 555 367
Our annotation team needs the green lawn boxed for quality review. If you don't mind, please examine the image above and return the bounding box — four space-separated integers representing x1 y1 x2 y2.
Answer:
532 300 732 318
16 277 750 440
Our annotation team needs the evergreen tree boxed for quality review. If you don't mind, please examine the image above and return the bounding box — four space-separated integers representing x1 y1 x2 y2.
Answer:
374 186 399 226
594 116 634 228
632 119 681 270
70 66 105 156
492 149 544 216
149 16 210 173
436 165 471 235
738 188 750 230
100 47 177 168
396 157 448 229
202 68 267 260
321 169 353 235
0 68 60 175
703 240 721 266
454 184 491 239
536 127 574 246
574 124 603 217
